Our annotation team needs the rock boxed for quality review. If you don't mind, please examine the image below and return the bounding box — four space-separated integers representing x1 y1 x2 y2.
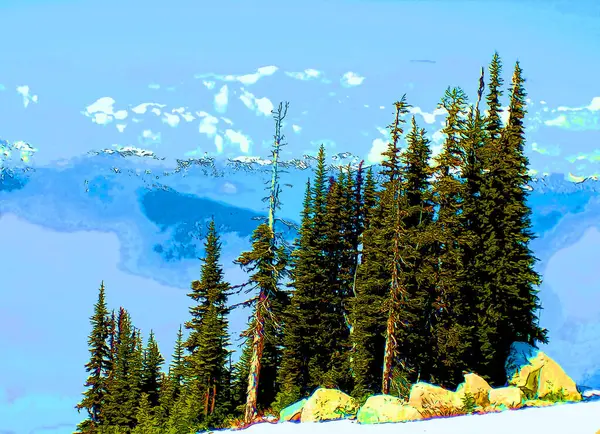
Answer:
489 386 524 409
455 373 492 407
408 382 463 414
357 395 422 424
505 342 581 402
300 388 359 423
279 398 307 422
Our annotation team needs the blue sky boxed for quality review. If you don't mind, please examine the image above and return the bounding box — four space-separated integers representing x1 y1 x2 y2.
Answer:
1 0 600 433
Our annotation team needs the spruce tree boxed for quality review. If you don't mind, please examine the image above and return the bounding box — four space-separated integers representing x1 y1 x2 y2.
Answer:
275 179 316 408
476 61 548 385
237 102 291 423
132 393 161 434
103 307 137 430
75 281 111 433
183 219 231 426
141 330 164 409
429 87 474 388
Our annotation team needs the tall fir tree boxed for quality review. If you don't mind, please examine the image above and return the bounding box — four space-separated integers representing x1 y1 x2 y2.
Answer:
75 281 111 433
141 330 164 409
183 218 231 426
476 60 548 385
429 86 474 388
237 101 291 423
103 307 138 430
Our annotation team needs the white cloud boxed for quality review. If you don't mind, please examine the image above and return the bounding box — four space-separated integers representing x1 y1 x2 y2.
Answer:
222 182 237 194
368 138 387 163
215 134 224 153
556 97 600 112
151 107 161 116
239 90 273 116
131 102 166 115
181 112 195 122
138 129 161 147
588 97 600 111
409 106 447 124
292 124 302 133
83 97 126 125
148 83 160 90
214 85 229 113
540 100 547 105
236 66 279 85
340 71 365 87
195 66 278 86
284 69 322 81
116 124 127 133
162 113 180 127
225 129 252 153
199 114 219 136
16 85 38 108
545 115 568 127
221 117 234 125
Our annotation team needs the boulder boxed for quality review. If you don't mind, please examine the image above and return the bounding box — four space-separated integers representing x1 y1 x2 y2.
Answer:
357 395 422 424
300 388 359 423
279 398 307 422
408 382 463 414
505 342 581 402
489 386 524 409
455 373 492 407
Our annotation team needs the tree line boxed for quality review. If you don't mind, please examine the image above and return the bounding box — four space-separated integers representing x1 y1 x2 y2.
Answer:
75 52 549 433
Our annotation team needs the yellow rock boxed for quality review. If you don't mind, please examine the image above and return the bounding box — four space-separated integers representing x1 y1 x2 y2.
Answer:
522 399 556 408
300 388 359 423
489 386 524 409
408 382 463 413
357 395 422 424
508 351 581 402
535 353 581 402
455 373 492 407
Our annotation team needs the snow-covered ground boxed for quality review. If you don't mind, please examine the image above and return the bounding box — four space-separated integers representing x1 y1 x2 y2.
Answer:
215 395 600 434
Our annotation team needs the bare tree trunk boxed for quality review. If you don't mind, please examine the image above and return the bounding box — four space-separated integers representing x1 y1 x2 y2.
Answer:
210 379 217 415
382 312 396 394
244 293 268 424
204 379 210 417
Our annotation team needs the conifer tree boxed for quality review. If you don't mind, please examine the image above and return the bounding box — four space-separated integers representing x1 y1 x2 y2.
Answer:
381 98 412 394
429 87 474 388
132 393 161 434
103 307 138 430
237 102 290 423
141 330 164 409
183 218 231 426
76 281 111 433
476 61 548 385
275 179 316 408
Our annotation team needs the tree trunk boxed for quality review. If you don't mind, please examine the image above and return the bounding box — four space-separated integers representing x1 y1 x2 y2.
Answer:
244 293 267 424
381 312 396 394
204 379 210 417
210 380 217 415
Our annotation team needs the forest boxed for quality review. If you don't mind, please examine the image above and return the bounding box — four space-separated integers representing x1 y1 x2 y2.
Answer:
74 52 549 433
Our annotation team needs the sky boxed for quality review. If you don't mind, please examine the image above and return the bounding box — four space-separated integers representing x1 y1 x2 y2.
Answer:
0 0 600 433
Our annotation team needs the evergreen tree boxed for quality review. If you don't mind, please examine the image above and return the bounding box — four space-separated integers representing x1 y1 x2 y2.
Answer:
157 325 185 424
237 101 291 423
476 61 548 385
429 87 474 388
103 307 138 430
76 281 111 433
132 393 161 434
183 218 231 426
141 330 164 409
275 179 316 408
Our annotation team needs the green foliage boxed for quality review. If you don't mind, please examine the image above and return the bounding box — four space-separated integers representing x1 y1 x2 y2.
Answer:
76 281 112 432
461 392 477 414
182 218 232 426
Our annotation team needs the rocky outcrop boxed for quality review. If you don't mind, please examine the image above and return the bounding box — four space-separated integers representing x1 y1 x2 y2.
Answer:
506 342 582 402
299 388 359 423
357 395 422 424
276 343 582 426
455 373 492 407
